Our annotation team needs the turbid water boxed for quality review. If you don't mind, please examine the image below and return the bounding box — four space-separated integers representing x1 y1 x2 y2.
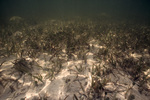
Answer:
0 0 150 100
0 0 150 22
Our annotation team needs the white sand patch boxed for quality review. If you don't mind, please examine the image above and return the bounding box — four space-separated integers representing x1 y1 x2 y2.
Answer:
36 52 94 99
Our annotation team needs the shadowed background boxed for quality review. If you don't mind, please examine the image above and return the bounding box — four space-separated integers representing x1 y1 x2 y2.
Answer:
0 0 150 21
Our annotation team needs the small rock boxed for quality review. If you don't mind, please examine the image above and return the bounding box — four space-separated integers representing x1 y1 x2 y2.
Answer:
104 82 116 92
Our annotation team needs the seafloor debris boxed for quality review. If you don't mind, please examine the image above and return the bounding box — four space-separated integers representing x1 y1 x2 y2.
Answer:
13 58 32 74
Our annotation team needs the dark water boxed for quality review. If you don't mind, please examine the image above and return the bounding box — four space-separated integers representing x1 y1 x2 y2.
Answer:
0 0 150 22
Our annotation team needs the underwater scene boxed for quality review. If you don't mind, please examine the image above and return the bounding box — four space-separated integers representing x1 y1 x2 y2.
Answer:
0 0 150 100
